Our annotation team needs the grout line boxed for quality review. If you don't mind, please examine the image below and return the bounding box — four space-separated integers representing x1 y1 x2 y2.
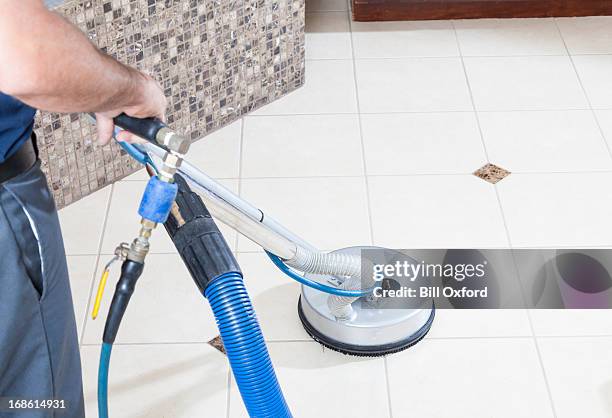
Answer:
507 241 559 417
427 334 533 341
493 163 557 417
426 333 612 340
80 341 210 347
248 110 474 117
383 356 394 418
78 333 612 347
110 169 612 185
80 339 317 347
451 20 491 162
452 23 559 415
233 166 612 178
305 54 612 62
553 19 612 165
524 313 559 418
78 183 115 347
506 169 612 175
348 13 392 416
347 3 375 247
453 21 513 259
536 334 612 339
120 176 239 182
492 186 514 247
238 173 474 179
248 108 612 117
225 369 232 418
235 117 246 252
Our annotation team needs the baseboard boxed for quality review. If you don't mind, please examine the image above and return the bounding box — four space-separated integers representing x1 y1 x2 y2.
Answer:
352 0 612 22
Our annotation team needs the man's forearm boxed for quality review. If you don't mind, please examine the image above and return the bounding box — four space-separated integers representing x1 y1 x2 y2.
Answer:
0 0 144 113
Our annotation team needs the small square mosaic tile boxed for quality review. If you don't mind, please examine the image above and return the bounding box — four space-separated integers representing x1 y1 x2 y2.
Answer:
36 0 306 209
473 163 511 184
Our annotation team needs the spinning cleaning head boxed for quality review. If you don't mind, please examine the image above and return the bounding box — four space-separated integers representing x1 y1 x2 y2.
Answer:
298 247 435 356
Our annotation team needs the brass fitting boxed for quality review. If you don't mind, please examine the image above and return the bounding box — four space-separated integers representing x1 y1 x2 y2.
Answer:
158 152 183 183
156 127 190 155
127 218 157 263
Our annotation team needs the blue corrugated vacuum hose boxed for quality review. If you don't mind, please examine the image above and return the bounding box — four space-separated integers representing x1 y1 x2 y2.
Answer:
205 272 292 418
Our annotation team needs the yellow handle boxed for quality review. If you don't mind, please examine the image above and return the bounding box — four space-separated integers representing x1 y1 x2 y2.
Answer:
92 269 110 320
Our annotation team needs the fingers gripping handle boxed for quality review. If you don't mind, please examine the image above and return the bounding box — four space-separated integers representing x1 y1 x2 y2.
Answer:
88 113 190 155
113 113 167 145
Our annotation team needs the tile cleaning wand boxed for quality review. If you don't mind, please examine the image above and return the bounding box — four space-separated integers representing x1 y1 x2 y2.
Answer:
89 114 292 418
90 113 189 418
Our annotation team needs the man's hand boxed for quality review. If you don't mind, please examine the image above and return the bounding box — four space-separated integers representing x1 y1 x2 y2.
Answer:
94 73 167 145
0 0 168 146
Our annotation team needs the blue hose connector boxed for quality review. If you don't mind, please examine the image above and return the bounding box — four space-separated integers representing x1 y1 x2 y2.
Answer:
138 176 178 224
205 272 292 418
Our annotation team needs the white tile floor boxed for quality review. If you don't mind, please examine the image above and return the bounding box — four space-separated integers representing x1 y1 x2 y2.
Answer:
61 7 612 418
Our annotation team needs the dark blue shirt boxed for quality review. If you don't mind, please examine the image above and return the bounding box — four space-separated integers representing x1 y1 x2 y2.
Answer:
0 93 36 163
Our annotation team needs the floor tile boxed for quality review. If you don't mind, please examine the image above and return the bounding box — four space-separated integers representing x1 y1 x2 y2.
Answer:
387 338 554 418
121 167 149 181
351 20 458 58
185 120 242 179
82 254 220 344
573 55 612 109
81 343 228 418
556 16 612 55
428 309 532 338
252 60 358 115
306 12 352 60
530 310 612 337
355 58 473 113
497 173 612 247
360 112 486 175
306 0 347 12
479 110 612 172
66 255 97 339
101 179 238 254
368 175 509 248
58 184 112 255
242 114 363 177
454 18 566 56
464 56 588 111
237 177 371 252
228 341 389 418
538 336 612 418
237 253 310 341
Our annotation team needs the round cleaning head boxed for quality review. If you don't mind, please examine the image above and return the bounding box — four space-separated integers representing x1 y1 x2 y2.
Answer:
297 246 435 357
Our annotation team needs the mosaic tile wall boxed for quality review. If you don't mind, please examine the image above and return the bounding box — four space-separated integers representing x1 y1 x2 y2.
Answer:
36 0 305 208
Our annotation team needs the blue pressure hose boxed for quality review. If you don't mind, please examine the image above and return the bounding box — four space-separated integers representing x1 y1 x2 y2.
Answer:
205 272 292 418
266 251 372 297
98 343 112 418
113 127 158 172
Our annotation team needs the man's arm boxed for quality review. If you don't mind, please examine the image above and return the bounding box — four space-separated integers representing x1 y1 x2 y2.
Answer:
0 0 166 144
